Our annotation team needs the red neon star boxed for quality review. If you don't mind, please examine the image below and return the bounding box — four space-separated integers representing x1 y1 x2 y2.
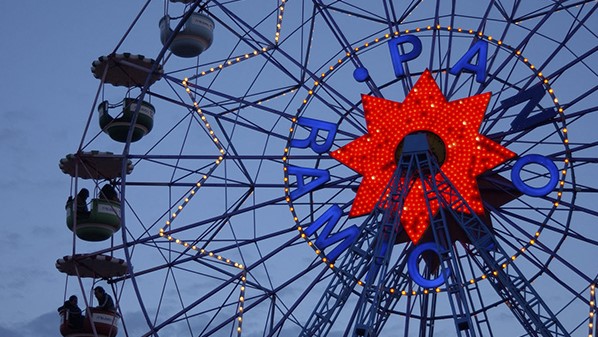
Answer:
331 70 515 243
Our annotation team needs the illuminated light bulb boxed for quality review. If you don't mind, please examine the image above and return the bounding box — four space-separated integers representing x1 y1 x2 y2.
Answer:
159 232 164 237
412 290 416 295
209 252 214 256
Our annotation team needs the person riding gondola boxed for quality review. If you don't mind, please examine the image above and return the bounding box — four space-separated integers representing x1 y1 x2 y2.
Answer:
57 295 83 329
100 184 119 203
66 188 91 219
94 286 116 312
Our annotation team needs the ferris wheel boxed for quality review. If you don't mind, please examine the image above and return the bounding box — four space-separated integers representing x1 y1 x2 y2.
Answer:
56 1 598 337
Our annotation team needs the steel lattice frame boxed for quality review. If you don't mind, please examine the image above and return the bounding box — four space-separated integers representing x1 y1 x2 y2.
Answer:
66 1 598 337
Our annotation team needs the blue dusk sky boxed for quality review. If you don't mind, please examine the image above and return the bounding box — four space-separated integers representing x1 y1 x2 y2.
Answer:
1 2 597 337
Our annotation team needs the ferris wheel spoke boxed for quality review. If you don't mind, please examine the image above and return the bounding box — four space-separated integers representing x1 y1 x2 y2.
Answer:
496 229 595 288
513 0 594 23
309 1 386 97
59 2 598 336
412 160 570 336
537 7 597 73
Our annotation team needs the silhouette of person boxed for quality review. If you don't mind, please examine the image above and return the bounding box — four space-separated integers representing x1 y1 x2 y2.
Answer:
94 286 116 312
100 184 119 203
75 188 91 218
57 295 83 329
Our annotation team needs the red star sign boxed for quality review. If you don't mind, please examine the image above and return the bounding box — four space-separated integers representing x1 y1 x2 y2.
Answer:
330 70 515 243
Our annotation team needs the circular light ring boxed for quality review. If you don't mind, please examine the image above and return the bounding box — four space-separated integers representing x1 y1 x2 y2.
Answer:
511 154 558 197
407 242 450 288
283 25 570 287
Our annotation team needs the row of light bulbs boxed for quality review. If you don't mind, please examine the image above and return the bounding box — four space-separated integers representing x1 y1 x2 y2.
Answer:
283 24 570 296
156 4 293 332
184 0 287 84
156 77 247 335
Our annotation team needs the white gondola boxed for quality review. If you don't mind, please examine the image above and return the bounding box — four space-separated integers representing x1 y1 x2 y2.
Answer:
159 12 214 58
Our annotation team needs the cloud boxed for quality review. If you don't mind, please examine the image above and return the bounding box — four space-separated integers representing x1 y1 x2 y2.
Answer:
0 312 60 337
0 325 24 337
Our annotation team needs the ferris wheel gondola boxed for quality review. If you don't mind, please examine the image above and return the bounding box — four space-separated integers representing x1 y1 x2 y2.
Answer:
58 1 598 337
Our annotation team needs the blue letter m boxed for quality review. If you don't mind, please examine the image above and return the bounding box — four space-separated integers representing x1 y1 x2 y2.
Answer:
303 205 359 261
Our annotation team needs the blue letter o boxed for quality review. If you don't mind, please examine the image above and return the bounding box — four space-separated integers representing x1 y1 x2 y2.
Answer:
511 154 558 197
